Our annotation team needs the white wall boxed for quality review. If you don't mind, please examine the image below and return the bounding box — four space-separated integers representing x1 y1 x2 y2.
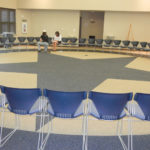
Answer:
0 0 16 9
104 12 150 41
16 10 32 37
31 10 80 37
16 10 80 38
17 0 150 12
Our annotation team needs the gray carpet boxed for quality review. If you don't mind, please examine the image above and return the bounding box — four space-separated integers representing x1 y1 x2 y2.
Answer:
1 128 150 150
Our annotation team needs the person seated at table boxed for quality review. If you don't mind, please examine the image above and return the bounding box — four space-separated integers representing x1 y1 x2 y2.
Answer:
53 31 62 51
38 30 49 52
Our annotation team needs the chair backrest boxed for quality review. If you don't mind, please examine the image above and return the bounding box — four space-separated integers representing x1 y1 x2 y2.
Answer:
131 41 139 47
48 37 52 44
104 39 112 44
70 38 77 43
89 91 133 120
35 37 40 42
114 40 121 45
0 37 7 43
79 38 86 43
88 38 95 44
44 89 87 118
96 39 103 44
2 87 42 115
8 37 16 43
140 42 147 48
147 43 150 48
62 38 69 43
27 37 34 42
18 37 26 42
122 40 130 46
134 93 150 120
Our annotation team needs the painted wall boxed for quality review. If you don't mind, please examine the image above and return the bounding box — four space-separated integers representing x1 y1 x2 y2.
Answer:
17 0 150 12
16 10 32 37
103 12 150 41
0 0 16 9
31 10 80 37
16 10 80 38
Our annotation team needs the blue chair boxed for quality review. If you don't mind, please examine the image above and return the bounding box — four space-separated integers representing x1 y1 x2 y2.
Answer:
0 86 47 148
27 37 36 46
129 41 139 50
0 38 7 48
79 38 86 46
62 38 69 46
127 93 150 150
88 91 133 150
103 39 113 47
144 43 150 51
95 39 103 47
48 37 52 46
39 89 87 150
113 40 121 48
88 38 95 46
70 38 77 46
121 40 130 49
136 42 147 51
35 37 40 42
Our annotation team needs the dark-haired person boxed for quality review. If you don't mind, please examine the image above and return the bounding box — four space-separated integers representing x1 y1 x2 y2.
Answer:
52 31 62 51
38 30 49 52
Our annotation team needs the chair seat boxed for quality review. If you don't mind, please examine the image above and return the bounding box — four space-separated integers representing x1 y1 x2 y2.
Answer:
89 101 126 120
20 43 27 45
28 42 36 45
112 45 120 47
143 48 150 51
103 45 111 47
120 46 128 48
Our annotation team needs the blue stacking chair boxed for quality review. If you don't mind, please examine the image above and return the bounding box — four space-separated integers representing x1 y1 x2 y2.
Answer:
127 93 150 150
88 38 95 46
113 40 121 48
27 37 36 45
62 38 69 46
0 86 47 148
121 41 130 49
35 37 40 42
95 39 103 47
88 91 133 150
136 42 147 51
48 37 52 46
39 89 87 150
129 41 139 50
0 38 7 48
144 43 150 51
70 38 77 46
103 39 113 47
79 38 86 46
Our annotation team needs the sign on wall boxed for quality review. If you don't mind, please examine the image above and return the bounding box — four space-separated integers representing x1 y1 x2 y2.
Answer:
22 22 27 34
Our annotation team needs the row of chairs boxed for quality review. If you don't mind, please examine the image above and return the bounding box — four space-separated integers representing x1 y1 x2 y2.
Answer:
0 37 150 51
0 37 38 48
0 86 149 150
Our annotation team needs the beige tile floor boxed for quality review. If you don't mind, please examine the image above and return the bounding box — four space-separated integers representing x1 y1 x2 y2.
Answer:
0 52 38 64
126 57 150 72
51 51 133 60
0 52 150 136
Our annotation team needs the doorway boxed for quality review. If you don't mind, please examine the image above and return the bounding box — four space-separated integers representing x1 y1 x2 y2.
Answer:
79 11 104 39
